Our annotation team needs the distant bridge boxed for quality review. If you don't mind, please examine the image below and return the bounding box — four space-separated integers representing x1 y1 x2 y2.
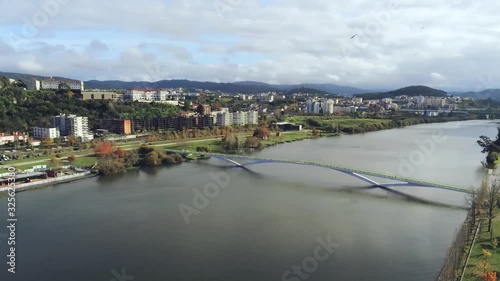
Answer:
170 150 475 194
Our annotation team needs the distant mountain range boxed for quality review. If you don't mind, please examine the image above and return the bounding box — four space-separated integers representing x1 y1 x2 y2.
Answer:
358 86 448 100
2 70 500 99
84 79 372 95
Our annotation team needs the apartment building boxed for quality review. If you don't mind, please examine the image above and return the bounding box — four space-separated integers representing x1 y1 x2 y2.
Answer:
124 89 180 105
216 112 233 127
52 114 94 142
32 127 60 140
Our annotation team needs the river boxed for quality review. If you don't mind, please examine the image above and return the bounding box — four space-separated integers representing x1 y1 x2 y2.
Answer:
0 120 498 281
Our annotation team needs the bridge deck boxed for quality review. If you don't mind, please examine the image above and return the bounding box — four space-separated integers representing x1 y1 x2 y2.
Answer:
170 150 474 194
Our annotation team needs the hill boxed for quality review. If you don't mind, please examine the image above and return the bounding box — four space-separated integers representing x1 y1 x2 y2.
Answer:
358 85 448 99
285 87 337 96
84 79 278 94
455 89 500 101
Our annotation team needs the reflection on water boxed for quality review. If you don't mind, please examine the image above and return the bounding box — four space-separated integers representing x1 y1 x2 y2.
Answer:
0 120 497 281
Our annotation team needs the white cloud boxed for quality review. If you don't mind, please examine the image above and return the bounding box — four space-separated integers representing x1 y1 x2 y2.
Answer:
0 0 499 90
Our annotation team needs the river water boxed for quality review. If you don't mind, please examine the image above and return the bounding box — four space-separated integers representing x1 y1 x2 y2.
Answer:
0 120 498 281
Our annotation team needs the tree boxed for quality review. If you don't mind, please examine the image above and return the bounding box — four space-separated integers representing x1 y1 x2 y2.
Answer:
68 134 78 146
67 155 76 164
481 271 497 281
41 138 54 148
50 156 61 168
94 140 115 158
114 147 126 159
124 150 140 167
491 238 498 250
253 127 270 140
483 180 500 238
144 151 163 166
312 128 321 136
96 158 126 176
477 260 491 275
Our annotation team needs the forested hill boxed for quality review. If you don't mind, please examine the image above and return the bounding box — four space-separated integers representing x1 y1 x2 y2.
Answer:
358 86 448 99
0 87 180 132
285 87 336 96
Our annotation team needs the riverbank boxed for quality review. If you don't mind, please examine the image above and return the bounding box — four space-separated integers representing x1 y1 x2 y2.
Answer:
0 116 485 192
463 218 500 280
0 171 97 197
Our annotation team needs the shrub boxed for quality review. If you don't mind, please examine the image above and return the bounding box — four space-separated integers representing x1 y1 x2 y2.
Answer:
162 155 176 164
171 154 184 163
97 159 126 176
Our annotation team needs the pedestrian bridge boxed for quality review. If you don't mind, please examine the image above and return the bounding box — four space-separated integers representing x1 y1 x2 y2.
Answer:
170 150 475 194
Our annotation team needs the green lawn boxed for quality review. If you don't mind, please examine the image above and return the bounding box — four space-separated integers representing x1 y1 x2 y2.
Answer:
463 218 500 281
72 156 98 167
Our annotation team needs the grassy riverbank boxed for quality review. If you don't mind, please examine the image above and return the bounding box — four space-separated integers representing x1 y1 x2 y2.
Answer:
463 218 500 281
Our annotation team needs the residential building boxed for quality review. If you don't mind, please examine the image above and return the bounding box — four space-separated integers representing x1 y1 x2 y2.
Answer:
52 114 93 142
0 132 27 145
26 78 41 90
247 111 259 125
196 115 215 129
325 99 335 115
333 106 358 113
233 111 248 126
216 112 233 127
124 89 180 105
32 127 60 140
100 119 132 135
352 98 363 104
196 104 212 115
83 91 123 101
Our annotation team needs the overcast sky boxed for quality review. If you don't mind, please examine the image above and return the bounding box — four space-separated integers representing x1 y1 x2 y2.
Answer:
0 0 499 91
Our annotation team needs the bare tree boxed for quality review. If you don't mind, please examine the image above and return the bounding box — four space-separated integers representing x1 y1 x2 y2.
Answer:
483 180 500 239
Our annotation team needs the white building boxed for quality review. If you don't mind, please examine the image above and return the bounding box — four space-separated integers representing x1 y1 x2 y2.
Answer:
233 111 248 126
0 132 26 145
247 111 259 125
333 106 358 113
32 127 60 140
26 78 41 90
216 112 233 127
313 102 322 114
25 77 84 91
124 89 180 105
306 100 314 113
52 114 93 142
352 98 363 104
324 99 335 115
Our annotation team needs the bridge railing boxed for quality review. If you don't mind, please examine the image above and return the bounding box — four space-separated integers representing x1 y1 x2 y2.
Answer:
174 150 473 193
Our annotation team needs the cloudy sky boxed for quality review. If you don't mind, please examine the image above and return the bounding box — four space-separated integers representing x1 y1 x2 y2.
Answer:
0 0 499 91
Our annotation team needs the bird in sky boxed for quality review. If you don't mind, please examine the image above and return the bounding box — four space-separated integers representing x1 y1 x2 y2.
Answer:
351 34 358 39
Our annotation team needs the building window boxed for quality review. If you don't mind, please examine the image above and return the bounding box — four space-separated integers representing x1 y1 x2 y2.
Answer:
102 94 105 99
91 94 94 100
